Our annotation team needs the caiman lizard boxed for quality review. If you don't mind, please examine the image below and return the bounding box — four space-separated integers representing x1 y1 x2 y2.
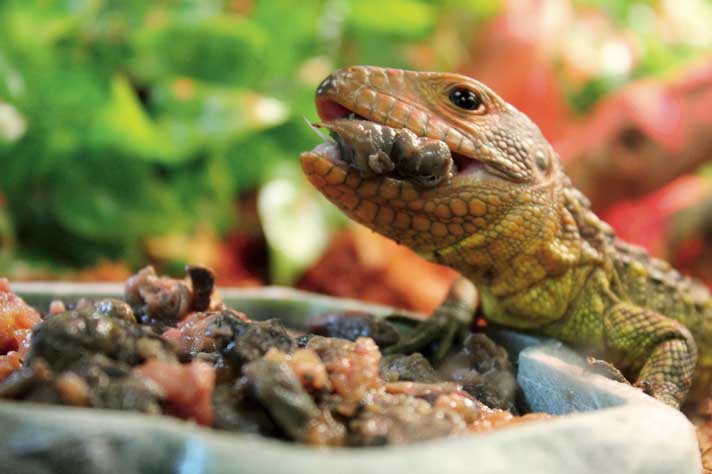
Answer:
300 66 712 409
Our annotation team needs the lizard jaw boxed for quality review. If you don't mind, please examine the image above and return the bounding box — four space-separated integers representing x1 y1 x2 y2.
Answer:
300 111 474 254
300 67 495 253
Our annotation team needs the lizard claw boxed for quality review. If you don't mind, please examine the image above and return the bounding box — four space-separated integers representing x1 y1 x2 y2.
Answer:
585 356 631 385
383 277 476 364
586 358 683 408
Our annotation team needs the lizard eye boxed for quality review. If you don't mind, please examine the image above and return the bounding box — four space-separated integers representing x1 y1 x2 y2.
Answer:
534 150 549 172
448 87 483 111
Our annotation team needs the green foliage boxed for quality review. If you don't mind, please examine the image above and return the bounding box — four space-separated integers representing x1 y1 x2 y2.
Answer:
5 0 700 282
565 76 628 115
346 0 436 40
131 17 267 85
0 0 478 279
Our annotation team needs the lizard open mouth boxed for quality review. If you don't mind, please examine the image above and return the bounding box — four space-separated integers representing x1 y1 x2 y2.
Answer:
309 97 479 187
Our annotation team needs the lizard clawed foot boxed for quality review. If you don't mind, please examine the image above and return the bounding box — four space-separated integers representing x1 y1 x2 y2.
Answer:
586 358 683 408
585 356 631 385
384 277 477 364
633 380 683 409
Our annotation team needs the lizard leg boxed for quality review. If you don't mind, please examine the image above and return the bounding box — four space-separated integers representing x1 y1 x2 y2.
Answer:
603 303 698 408
384 276 477 363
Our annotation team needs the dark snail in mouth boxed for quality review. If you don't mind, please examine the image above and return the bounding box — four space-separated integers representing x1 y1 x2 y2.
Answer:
311 118 455 188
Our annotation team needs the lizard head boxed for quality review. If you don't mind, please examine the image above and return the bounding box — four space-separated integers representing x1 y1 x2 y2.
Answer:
300 66 565 270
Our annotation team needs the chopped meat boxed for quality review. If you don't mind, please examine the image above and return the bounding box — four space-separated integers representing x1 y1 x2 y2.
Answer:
0 351 22 381
162 309 249 357
433 391 551 431
305 336 381 415
55 372 92 406
48 299 66 316
433 392 492 424
309 311 400 348
263 348 330 392
469 409 552 432
0 278 41 354
385 381 461 399
135 359 215 426
0 279 42 381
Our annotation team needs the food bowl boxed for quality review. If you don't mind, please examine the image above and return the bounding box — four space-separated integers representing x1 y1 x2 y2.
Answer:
3 282 701 474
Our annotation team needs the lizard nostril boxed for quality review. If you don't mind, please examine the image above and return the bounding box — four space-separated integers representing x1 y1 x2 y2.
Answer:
316 74 337 96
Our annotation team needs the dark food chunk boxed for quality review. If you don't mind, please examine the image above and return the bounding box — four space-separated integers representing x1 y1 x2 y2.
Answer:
438 333 517 411
162 308 249 359
60 355 163 413
125 266 192 327
380 353 440 383
27 309 175 373
242 359 320 442
348 391 464 446
0 355 163 414
209 315 295 368
73 298 136 324
124 265 217 328
308 311 400 348
212 382 279 436
186 265 215 312
317 119 454 188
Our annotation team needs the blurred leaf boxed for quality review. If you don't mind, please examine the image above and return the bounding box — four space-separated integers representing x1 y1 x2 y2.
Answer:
131 16 267 85
346 0 435 40
446 0 502 20
225 117 323 191
0 1 82 49
0 65 109 197
50 150 190 244
152 78 289 151
0 52 26 99
251 0 323 80
0 199 16 254
170 153 236 234
565 75 627 114
633 42 704 79
93 75 178 163
257 164 331 285
574 0 649 23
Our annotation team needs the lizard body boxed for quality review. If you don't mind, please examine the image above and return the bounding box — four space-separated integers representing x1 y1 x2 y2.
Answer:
300 66 712 408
